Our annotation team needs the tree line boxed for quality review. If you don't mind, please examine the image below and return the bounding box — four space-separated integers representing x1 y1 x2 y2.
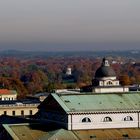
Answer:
0 57 139 98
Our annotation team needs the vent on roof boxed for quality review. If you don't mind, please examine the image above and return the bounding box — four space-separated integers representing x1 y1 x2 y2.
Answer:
64 100 70 103
90 135 96 138
71 108 75 111
122 134 128 138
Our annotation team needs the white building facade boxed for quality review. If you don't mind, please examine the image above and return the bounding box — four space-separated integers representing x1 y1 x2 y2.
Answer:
67 111 139 130
38 93 140 130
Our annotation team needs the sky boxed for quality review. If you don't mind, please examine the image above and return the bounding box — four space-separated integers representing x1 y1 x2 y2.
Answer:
0 0 140 51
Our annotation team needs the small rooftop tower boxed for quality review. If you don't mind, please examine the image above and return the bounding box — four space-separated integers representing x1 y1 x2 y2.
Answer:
66 67 72 75
102 57 110 67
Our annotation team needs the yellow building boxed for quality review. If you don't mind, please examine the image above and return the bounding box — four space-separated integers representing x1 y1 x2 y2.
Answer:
0 100 39 117
0 89 40 117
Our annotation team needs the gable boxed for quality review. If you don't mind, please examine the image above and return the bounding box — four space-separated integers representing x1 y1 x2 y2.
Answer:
38 94 66 113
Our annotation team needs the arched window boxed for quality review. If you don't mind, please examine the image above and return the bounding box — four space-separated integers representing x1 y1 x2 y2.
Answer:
124 116 133 121
82 117 91 123
103 117 112 122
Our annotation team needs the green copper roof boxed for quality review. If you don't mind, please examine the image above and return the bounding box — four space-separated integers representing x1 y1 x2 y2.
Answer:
52 93 71 112
51 92 140 113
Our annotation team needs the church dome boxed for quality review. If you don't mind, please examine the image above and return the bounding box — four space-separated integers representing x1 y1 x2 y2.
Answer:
95 58 116 78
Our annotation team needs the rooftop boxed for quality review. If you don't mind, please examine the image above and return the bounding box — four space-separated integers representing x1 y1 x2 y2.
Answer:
0 99 40 107
3 123 140 140
50 92 140 113
95 58 116 78
0 89 17 95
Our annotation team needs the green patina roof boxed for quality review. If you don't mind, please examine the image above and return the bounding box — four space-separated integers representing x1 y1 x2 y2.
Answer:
51 92 140 113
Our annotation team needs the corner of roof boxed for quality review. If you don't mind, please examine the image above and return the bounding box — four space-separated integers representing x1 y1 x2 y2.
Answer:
51 93 70 113
2 124 19 140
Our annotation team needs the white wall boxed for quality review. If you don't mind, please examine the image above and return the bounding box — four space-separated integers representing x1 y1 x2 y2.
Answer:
1 94 17 101
0 106 38 116
94 87 128 93
68 112 138 130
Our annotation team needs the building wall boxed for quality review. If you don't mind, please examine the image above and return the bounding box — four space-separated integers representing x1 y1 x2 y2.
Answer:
68 112 138 130
0 94 17 101
40 111 68 128
0 106 38 116
139 113 140 128
99 80 119 86
94 87 128 93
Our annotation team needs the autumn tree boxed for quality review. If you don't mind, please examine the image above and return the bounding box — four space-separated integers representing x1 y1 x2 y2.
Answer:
119 75 131 86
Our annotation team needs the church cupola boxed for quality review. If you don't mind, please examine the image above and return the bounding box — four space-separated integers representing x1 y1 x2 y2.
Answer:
95 58 116 78
92 57 121 90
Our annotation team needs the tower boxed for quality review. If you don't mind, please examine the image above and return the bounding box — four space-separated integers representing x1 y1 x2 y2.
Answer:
92 58 128 93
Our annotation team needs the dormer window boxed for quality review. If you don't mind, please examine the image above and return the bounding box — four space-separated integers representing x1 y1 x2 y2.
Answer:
124 116 133 121
105 60 109 66
103 117 112 122
82 117 91 123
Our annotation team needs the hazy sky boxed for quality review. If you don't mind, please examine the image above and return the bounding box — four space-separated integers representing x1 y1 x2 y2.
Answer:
0 0 140 51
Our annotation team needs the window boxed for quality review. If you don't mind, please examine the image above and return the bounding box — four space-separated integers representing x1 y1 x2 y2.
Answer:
107 81 113 85
4 111 7 115
103 117 112 122
124 116 133 121
116 81 119 85
4 97 8 101
12 111 15 116
100 81 103 86
21 110 24 116
29 110 32 115
82 117 91 123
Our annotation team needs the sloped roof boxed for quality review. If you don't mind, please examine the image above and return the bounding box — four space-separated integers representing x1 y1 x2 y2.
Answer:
51 92 140 113
40 129 78 140
3 123 140 140
74 128 140 139
3 123 48 140
0 89 17 95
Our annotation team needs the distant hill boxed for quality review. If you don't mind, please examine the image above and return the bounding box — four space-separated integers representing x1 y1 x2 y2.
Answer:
0 50 140 59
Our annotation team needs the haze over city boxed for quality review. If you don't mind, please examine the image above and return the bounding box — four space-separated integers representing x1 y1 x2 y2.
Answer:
0 0 140 51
